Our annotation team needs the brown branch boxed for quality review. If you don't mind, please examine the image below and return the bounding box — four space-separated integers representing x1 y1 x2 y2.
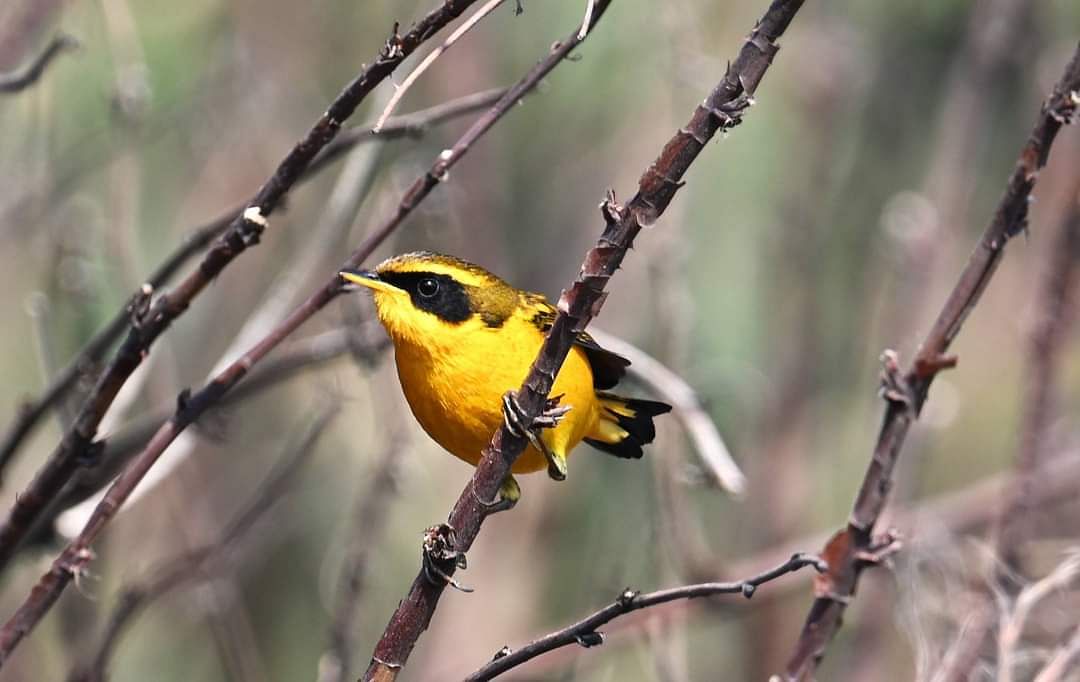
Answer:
0 85 505 484
485 448 1080 680
464 554 825 681
0 33 77 94
363 1 804 679
0 1 612 663
0 0 485 574
781 43 1080 681
66 405 339 682
37 327 388 545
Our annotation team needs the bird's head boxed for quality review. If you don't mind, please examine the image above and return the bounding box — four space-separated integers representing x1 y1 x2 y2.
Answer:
340 252 519 346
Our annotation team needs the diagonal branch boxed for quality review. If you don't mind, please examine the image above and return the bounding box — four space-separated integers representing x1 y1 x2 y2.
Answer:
781 43 1080 681
67 405 339 682
362 1 804 679
0 1 616 664
465 554 824 681
0 0 486 574
0 33 77 94
0 86 504 480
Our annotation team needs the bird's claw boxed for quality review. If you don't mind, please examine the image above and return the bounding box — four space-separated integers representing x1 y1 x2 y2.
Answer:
421 523 473 592
501 392 570 482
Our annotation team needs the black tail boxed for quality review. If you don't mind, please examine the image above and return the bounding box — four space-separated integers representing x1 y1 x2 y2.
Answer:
584 392 672 459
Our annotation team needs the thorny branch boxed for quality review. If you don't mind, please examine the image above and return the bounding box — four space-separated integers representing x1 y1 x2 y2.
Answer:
781 43 1080 681
0 0 486 576
66 406 340 682
464 554 825 681
0 85 505 485
0 0 610 663
363 1 804 679
0 33 77 94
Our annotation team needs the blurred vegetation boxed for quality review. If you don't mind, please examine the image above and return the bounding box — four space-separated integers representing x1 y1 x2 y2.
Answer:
0 0 1079 680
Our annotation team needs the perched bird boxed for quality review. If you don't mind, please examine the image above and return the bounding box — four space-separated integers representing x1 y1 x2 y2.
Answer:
340 252 671 509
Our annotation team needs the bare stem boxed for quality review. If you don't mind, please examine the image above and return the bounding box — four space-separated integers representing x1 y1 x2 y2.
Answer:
0 0 612 663
465 554 824 681
362 1 804 679
781 43 1080 681
67 406 339 682
0 85 504 487
0 33 77 94
0 0 486 576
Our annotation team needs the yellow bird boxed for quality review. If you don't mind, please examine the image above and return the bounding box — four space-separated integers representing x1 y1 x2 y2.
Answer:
340 252 671 509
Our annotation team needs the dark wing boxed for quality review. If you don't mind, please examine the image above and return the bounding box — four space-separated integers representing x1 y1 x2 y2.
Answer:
527 296 630 390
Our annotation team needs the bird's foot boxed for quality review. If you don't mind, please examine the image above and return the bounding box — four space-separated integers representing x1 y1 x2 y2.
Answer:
472 475 520 514
421 523 472 592
501 391 571 481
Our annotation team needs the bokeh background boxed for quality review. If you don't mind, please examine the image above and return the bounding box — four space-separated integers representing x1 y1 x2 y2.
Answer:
1 0 1079 680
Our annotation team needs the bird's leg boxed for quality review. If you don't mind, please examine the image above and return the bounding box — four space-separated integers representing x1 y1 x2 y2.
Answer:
501 391 571 482
472 475 520 514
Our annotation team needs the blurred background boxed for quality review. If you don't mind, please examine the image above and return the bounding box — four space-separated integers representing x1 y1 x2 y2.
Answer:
1 0 1079 680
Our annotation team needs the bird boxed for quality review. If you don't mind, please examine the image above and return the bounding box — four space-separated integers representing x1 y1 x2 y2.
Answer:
339 251 671 510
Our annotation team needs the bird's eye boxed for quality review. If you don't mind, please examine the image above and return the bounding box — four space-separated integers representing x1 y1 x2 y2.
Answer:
417 277 439 298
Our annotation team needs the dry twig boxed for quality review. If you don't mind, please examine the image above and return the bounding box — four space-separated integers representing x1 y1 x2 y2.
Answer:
0 0 486 574
0 33 77 94
373 0 507 131
586 328 745 495
67 406 339 682
781 44 1080 680
0 85 504 486
0 0 613 662
362 1 803 679
464 554 825 681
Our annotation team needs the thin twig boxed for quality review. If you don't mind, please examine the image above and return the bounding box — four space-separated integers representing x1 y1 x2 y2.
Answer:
997 552 1080 682
577 0 596 40
586 328 745 495
1032 622 1080 682
0 85 505 488
0 0 485 576
67 406 340 682
373 0 506 132
781 43 1080 681
464 554 825 681
0 0 610 662
0 33 77 93
363 2 803 679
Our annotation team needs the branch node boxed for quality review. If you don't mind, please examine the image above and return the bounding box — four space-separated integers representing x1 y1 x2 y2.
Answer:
175 388 192 415
575 631 605 648
127 284 154 329
493 645 512 661
741 583 756 599
878 349 916 412
599 189 625 226
617 587 639 607
381 22 405 62
912 352 959 379
855 530 903 568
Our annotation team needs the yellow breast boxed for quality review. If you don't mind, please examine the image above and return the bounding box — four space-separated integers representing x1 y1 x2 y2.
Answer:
390 309 599 474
